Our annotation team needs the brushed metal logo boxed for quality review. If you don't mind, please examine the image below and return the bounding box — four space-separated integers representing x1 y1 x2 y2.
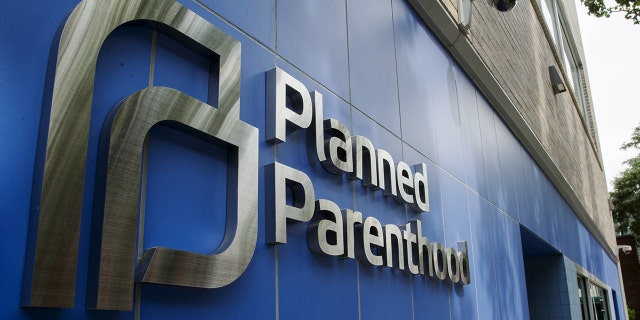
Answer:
22 0 257 311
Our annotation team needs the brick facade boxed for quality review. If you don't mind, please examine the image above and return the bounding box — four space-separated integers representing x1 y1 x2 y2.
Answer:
619 235 640 312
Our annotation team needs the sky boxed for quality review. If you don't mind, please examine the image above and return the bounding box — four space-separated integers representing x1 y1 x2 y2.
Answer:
575 2 640 190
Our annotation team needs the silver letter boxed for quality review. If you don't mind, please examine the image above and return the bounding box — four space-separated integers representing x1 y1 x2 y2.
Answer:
446 247 461 283
411 163 430 213
307 91 327 163
409 220 433 277
308 199 345 256
22 0 246 310
356 216 384 266
266 67 312 143
403 222 420 275
457 241 471 285
321 119 353 174
343 209 363 259
395 161 415 205
349 135 378 188
266 162 315 244
99 87 258 309
433 242 448 280
376 149 397 197
383 224 405 270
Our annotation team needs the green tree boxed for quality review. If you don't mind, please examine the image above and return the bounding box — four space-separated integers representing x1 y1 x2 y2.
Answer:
581 0 640 24
611 125 640 236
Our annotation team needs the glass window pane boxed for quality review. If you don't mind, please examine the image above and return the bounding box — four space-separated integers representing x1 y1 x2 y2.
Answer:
560 21 588 119
589 282 610 320
539 0 558 44
578 276 589 320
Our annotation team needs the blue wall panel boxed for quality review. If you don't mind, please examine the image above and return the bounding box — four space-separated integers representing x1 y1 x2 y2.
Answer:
271 61 359 320
196 0 275 49
143 108 228 254
545 182 563 250
514 142 532 223
441 172 470 245
403 145 448 319
403 145 445 246
153 32 210 102
494 116 520 219
278 241 359 320
457 71 488 198
351 108 403 158
404 150 450 320
577 220 592 271
393 0 439 162
590 235 605 280
353 109 413 320
512 225 532 320
521 156 545 236
477 96 505 209
467 191 501 320
441 172 478 320
276 0 349 100
347 0 401 135
559 200 581 263
492 210 530 320
432 60 466 182
0 2 79 318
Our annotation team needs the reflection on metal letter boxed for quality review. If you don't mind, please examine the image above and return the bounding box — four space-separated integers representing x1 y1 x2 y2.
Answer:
446 248 460 283
411 163 429 213
376 149 397 197
356 217 384 266
433 242 448 280
403 223 420 275
22 0 251 310
266 68 313 143
458 241 471 285
266 162 316 244
395 161 415 205
308 199 345 256
96 87 258 310
321 119 353 174
349 136 378 187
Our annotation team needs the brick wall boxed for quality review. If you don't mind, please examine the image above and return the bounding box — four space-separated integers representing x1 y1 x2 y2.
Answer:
618 235 640 312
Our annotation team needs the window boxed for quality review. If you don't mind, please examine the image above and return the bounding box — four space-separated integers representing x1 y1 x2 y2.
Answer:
538 0 588 119
540 0 559 46
578 275 589 319
590 283 611 320
577 275 612 320
559 21 588 118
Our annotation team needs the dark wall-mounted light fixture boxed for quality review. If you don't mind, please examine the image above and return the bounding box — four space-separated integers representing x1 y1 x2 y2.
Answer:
491 0 518 12
549 66 567 94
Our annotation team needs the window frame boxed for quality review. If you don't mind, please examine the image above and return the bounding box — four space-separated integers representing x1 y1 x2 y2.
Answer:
538 0 588 119
576 265 614 320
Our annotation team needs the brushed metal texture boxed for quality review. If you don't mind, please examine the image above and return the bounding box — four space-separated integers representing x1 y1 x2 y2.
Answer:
92 87 257 310
23 0 244 309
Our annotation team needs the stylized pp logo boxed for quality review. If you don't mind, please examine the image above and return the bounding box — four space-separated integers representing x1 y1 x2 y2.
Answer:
21 0 258 311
